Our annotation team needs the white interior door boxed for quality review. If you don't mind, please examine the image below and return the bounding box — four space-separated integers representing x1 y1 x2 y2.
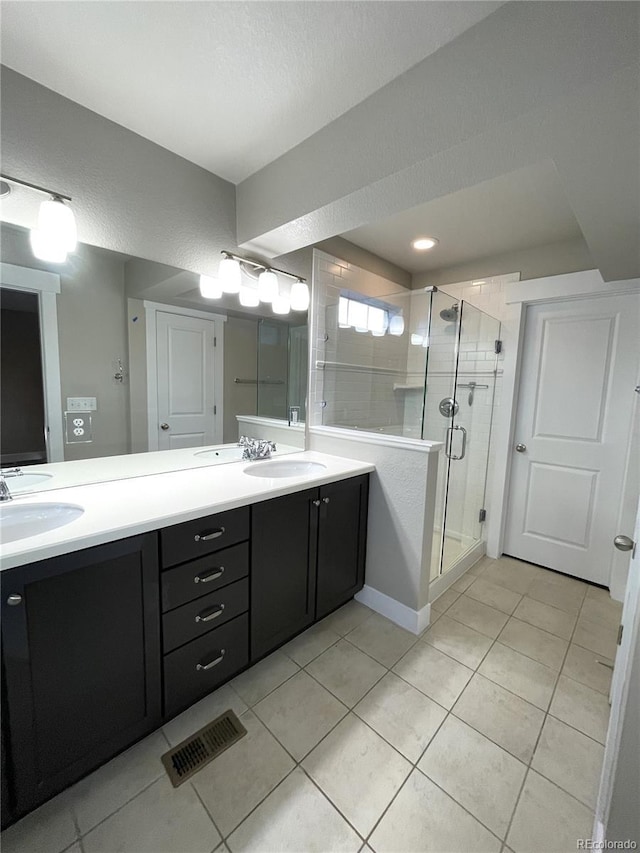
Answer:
504 293 639 584
156 311 218 450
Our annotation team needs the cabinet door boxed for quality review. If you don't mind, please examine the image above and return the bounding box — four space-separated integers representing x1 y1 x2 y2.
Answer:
251 489 318 660
316 475 369 620
1 534 161 815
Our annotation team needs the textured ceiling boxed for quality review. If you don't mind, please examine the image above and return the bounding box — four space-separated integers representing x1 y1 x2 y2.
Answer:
0 1 501 183
343 163 585 273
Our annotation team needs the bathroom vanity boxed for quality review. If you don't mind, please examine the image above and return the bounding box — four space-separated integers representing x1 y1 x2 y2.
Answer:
0 452 372 824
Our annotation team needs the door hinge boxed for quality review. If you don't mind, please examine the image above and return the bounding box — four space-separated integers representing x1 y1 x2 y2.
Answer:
617 624 624 646
478 508 487 523
214 336 217 347
213 405 217 415
494 339 502 354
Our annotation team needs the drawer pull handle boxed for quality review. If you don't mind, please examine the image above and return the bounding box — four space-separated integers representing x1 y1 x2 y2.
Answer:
196 650 226 671
195 604 225 623
194 567 225 584
194 527 226 542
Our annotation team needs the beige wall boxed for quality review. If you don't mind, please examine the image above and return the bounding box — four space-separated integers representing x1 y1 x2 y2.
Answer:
223 317 258 443
1 224 130 460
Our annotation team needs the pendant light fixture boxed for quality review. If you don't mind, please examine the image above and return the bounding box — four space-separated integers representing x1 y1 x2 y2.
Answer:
2 174 78 264
199 275 223 299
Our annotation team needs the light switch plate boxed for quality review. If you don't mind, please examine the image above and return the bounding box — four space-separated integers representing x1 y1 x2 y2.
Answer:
67 397 97 411
65 412 93 443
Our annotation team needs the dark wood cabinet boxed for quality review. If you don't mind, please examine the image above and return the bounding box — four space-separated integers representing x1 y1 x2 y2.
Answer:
250 475 369 660
316 475 369 619
0 534 161 817
251 488 319 660
1 472 369 824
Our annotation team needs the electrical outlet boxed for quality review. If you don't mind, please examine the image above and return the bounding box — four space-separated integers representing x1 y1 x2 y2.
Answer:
64 412 93 443
67 397 97 411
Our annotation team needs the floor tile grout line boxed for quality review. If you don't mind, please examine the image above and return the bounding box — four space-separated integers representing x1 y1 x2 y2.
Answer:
221 764 299 846
501 580 597 846
74 773 165 843
431 562 604 840
189 779 226 845
297 764 368 846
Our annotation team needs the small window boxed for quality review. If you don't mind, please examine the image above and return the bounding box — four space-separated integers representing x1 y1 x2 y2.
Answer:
337 294 399 337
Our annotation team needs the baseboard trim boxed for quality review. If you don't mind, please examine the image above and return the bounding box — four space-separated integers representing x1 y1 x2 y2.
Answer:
355 585 431 635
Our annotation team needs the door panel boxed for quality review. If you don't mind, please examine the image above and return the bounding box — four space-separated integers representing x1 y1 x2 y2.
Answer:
156 312 218 450
533 316 615 441
250 489 318 660
505 293 639 583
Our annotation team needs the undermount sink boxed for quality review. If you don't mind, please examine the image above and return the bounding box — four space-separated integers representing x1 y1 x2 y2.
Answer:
0 502 84 544
243 460 327 479
7 472 53 493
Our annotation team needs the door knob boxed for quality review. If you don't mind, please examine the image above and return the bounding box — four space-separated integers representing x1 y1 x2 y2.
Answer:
614 534 636 553
160 423 170 431
515 443 527 453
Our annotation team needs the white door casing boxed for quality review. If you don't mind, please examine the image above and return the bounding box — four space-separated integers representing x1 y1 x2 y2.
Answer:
155 310 221 450
594 498 640 840
0 262 64 462
504 292 639 584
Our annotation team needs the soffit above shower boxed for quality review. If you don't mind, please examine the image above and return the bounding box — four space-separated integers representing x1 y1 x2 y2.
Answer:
342 162 586 275
0 1 502 184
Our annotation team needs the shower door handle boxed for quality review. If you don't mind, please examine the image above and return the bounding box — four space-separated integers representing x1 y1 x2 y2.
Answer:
445 425 467 460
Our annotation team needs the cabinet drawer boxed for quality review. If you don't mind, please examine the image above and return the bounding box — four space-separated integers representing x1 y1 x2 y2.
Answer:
162 578 248 653
161 543 249 612
160 507 249 569
163 614 248 718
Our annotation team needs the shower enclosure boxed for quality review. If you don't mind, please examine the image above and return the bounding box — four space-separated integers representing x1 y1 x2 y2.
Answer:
317 284 501 582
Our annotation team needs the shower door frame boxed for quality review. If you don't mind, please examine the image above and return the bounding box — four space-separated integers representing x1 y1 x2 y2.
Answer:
426 295 501 590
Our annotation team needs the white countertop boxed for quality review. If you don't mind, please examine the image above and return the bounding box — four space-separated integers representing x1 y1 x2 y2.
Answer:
0 451 375 571
6 442 303 495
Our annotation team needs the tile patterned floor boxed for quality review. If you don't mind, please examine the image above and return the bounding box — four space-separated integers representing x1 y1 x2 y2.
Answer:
2 556 621 853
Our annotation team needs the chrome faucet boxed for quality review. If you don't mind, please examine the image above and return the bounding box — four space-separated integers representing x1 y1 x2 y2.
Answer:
238 436 276 461
0 474 13 502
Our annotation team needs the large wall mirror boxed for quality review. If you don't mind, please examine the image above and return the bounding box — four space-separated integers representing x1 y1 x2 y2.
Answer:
0 222 308 493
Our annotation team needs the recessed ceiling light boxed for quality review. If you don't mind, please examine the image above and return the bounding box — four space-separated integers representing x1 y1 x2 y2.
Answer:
411 237 438 251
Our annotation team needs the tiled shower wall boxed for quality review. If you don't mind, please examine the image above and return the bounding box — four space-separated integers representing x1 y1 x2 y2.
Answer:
311 251 417 433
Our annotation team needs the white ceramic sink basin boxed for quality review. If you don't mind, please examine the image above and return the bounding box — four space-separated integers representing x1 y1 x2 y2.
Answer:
0 502 84 544
7 472 53 493
243 460 327 479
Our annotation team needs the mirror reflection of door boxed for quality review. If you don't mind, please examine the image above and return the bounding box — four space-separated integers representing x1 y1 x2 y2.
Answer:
155 311 220 450
0 287 48 466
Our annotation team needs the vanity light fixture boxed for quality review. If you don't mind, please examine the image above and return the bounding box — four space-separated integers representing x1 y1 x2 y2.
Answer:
239 278 260 308
218 254 242 293
199 275 223 299
411 236 438 251
203 251 309 316
290 278 310 312
388 313 405 336
1 173 78 264
257 269 279 303
272 280 291 315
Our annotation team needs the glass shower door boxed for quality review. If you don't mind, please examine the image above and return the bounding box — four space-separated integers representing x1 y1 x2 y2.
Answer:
441 301 501 574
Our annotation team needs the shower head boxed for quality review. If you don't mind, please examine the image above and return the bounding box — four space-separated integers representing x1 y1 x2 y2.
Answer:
439 303 459 322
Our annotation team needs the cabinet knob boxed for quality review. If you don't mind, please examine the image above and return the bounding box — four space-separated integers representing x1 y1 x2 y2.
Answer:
312 499 321 507
7 594 22 606
322 497 330 504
